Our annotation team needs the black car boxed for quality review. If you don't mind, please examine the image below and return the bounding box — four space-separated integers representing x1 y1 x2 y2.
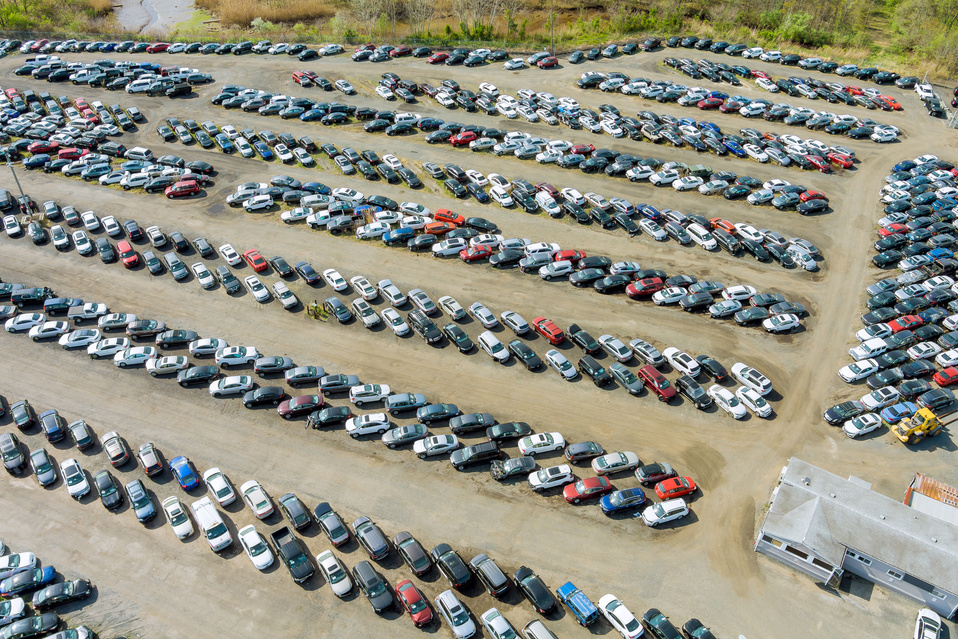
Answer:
95 470 123 510
579 355 612 387
676 375 711 409
449 441 501 470
32 578 92 610
918 388 955 410
513 566 557 614
242 386 286 408
449 412 496 435
307 406 353 428
431 543 471 589
734 307 771 326
568 323 601 354
508 340 543 370
417 403 461 425
643 609 682 639
324 297 353 323
595 274 632 294
443 324 474 353
393 532 431 576
823 400 866 425
177 365 220 388
156 329 198 349
695 356 729 382
899 379 933 400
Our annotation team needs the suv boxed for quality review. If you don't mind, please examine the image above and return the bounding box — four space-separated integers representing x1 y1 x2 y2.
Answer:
578 355 612 386
449 441 502 470
469 553 509 597
408 309 442 343
215 266 240 293
0 432 26 474
638 365 676 401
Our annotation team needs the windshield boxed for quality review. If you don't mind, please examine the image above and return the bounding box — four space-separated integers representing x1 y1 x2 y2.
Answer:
609 493 623 506
65 468 83 486
208 523 227 539
450 605 469 625
170 511 188 526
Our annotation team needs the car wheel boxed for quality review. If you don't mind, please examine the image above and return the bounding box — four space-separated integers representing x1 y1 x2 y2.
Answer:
244 403 253 408
350 433 359 439
455 464 464 470
221 362 229 368
118 362 127 368
573 497 581 504
150 372 158 377
418 454 426 459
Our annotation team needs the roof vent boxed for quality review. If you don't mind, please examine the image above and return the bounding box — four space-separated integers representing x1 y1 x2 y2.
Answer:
880 515 886 519
830 493 837 498
932 537 938 543
803 477 811 485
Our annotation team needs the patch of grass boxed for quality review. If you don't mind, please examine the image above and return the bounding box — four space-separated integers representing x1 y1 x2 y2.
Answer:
172 9 216 35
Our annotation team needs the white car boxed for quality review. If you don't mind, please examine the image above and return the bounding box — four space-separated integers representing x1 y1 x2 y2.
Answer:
191 263 216 289
686 224 717 250
60 458 91 500
639 498 690 527
592 452 640 476
734 224 765 243
202 468 237 506
356 222 390 239
244 275 271 302
280 207 312 224
468 303 499 328
722 285 758 301
849 338 889 361
470 234 503 249
698 180 729 195
433 238 468 257
672 176 704 191
381 308 410 336
146 355 190 377
113 346 158 368
345 413 391 437
401 215 432 231
908 342 942 360
101 215 122 236
59 328 102 350
377 279 406 306
528 465 575 492
490 186 514 206
332 187 363 203
744 144 769 162
838 358 879 383
708 385 747 419
0 553 37 581
936 349 958 367
518 432 565 456
856 324 892 342
350 384 392 406
598 335 632 363
842 413 882 439
2 215 21 237
438 296 466 320
914 609 942 639
598 595 644 639
271 282 298 309
504 58 526 69
764 314 801 334
189 338 228 358
731 363 773 396
238 525 274 570
650 169 679 185
663 348 700 376
316 550 352 597
87 337 131 359
756 78 779 92
478 331 509 363
241 480 274 519
161 496 194 540
609 261 642 277
349 276 377 301
27 321 69 341
80 210 100 231
860 386 901 411
209 375 255 397
413 434 460 458
218 244 242 266
215 346 260 368
652 287 687 305
736 387 773 418
640 219 668 240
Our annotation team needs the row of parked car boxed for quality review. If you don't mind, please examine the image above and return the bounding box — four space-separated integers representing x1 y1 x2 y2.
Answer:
823 153 958 436
0 543 94 639
578 70 901 145
11 52 212 93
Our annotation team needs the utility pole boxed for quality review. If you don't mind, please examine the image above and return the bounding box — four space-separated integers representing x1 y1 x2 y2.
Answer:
550 0 555 56
7 160 25 201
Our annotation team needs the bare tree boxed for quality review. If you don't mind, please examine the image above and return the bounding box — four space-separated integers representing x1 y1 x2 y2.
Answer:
382 0 403 37
350 0 383 38
406 0 437 35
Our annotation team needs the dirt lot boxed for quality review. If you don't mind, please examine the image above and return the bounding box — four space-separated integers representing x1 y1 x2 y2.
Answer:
1 47 955 638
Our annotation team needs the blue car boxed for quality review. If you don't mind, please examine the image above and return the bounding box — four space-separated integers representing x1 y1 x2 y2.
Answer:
23 154 49 169
169 456 200 491
301 181 331 195
0 566 56 598
382 227 415 246
38 409 66 443
699 121 721 133
638 204 661 220
253 141 273 160
599 487 648 515
723 140 746 157
928 247 954 260
300 109 325 122
879 401 918 425
677 117 697 127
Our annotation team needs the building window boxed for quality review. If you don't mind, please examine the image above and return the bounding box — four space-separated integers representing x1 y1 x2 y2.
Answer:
812 558 833 570
932 588 947 599
762 535 783 548
887 570 904 580
786 546 809 560
853 554 872 566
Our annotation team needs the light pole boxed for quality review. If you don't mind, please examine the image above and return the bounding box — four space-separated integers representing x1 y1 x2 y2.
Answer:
550 0 555 56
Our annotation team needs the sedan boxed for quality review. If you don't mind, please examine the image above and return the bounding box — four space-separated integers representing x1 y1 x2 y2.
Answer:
169 456 200 491
708 385 747 419
563 476 613 503
241 480 274 518
599 595 644 639
592 452 641 476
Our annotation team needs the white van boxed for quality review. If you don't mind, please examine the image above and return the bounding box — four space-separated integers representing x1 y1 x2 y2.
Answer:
190 497 232 551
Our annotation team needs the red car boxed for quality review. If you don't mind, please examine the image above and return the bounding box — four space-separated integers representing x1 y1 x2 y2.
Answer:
571 144 594 155
934 367 958 387
537 56 558 68
396 580 432 626
424 221 456 235
563 476 612 504
449 131 477 147
292 71 312 85
844 85 864 96
827 152 854 168
888 315 923 332
697 97 724 109
355 44 375 52
117 240 139 268
878 223 906 237
805 155 832 173
638 365 676 402
427 52 449 64
800 190 827 203
750 69 770 79
882 96 902 110
390 46 412 58
655 477 697 500
719 100 744 113
146 42 170 53
554 249 585 264
277 395 324 419
165 180 200 199
532 317 565 345
626 278 665 299
28 141 58 154
535 183 558 198
762 131 781 142
4 88 18 100
243 249 268 272
434 209 465 226
73 98 90 111
58 147 87 160
459 245 492 262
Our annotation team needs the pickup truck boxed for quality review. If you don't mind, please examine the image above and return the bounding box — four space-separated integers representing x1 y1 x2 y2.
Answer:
68 302 109 323
11 286 54 307
269 526 314 583
556 581 599 626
